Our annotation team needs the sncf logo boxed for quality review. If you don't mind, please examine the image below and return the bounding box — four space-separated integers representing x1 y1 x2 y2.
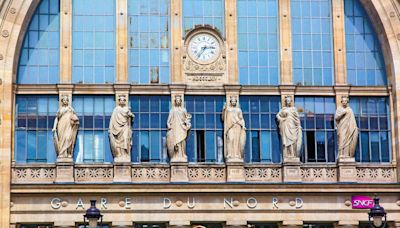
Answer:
352 196 374 209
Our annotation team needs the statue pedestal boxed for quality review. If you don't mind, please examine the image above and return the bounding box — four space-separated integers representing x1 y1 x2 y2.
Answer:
283 158 301 182
226 162 245 182
338 157 356 182
113 162 132 182
170 162 189 182
55 159 74 183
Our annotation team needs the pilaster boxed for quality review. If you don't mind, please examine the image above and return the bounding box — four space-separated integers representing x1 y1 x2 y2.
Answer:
335 220 359 228
60 0 72 83
332 0 347 85
225 0 238 83
116 0 128 82
171 0 183 83
170 162 189 182
279 0 293 85
338 158 357 182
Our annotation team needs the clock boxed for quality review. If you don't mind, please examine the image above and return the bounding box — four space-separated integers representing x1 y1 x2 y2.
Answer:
188 33 221 64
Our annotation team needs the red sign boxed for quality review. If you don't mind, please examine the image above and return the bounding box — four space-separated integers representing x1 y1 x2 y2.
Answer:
352 196 374 209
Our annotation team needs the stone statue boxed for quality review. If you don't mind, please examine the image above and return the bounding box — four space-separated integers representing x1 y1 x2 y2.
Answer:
167 95 192 162
222 96 246 162
52 95 79 160
109 95 135 162
335 96 358 159
276 96 302 160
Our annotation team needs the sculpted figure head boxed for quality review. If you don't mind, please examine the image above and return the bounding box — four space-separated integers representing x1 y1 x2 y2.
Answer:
61 95 69 107
174 95 182 107
230 96 238 107
118 95 127 107
284 96 292 107
341 96 349 108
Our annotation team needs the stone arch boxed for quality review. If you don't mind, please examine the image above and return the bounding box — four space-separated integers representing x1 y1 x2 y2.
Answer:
358 0 400 174
0 0 400 226
0 0 41 226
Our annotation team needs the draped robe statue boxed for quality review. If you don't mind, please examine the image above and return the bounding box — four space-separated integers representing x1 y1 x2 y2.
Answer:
167 95 192 162
52 95 79 159
276 96 302 160
335 96 358 159
109 95 135 162
222 96 246 162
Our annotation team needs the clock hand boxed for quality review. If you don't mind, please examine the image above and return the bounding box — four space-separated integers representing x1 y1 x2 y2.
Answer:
196 46 208 59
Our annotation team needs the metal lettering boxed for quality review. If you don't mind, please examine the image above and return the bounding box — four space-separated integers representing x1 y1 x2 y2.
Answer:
224 198 234 209
50 198 61 209
247 197 258 209
163 198 172 209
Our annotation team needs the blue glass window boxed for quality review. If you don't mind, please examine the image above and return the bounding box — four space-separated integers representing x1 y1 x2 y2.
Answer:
72 0 116 83
17 0 60 84
15 96 58 163
128 0 170 84
345 0 387 86
241 96 281 163
183 0 225 36
130 96 170 162
295 97 336 162
185 96 225 163
73 96 114 163
291 0 334 86
237 0 279 85
350 97 391 162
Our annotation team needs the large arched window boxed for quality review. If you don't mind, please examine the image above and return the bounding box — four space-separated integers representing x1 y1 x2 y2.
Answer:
237 0 279 85
17 0 60 84
291 0 334 86
344 0 387 86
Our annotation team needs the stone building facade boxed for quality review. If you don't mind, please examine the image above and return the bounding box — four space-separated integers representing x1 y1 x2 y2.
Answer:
0 0 400 227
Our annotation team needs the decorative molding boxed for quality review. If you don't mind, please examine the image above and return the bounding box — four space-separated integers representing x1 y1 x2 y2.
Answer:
12 166 56 183
74 166 113 182
356 166 397 182
188 166 226 182
300 166 337 182
245 166 282 182
131 167 170 182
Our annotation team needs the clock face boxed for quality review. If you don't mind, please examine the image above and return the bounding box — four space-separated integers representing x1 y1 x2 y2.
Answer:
188 33 221 64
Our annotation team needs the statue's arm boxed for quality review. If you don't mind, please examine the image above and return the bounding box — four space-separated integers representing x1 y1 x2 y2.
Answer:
335 108 346 121
52 111 59 131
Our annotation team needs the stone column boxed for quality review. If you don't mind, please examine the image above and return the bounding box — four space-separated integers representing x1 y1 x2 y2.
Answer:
279 0 293 85
225 0 238 83
332 0 347 85
116 0 128 82
113 221 133 228
60 0 72 83
54 220 75 228
169 84 189 182
224 85 245 182
335 86 356 182
279 87 302 182
55 85 75 183
112 84 132 182
170 0 183 83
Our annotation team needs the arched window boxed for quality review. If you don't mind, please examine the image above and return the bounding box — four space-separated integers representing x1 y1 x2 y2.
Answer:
237 0 279 85
291 0 334 86
344 0 387 86
183 0 225 36
17 0 60 84
128 1 170 84
72 0 116 83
